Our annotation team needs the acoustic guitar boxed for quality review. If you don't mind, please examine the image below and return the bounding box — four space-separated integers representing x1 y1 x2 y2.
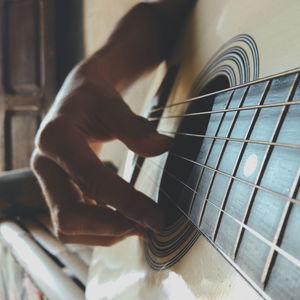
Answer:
86 1 300 299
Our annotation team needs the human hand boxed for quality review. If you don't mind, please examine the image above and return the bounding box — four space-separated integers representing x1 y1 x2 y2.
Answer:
31 64 172 246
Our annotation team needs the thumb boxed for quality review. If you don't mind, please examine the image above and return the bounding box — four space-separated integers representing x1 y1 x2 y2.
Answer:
93 85 173 157
115 113 173 157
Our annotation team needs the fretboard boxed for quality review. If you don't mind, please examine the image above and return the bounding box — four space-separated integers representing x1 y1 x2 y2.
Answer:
143 69 300 300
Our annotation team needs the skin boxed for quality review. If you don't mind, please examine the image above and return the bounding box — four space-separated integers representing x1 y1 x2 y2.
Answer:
31 0 196 246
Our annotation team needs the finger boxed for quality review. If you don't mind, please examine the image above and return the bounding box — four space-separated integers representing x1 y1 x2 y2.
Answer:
59 234 126 246
71 82 173 157
35 121 164 232
57 228 143 246
60 202 143 237
31 151 141 237
110 110 173 157
94 88 173 156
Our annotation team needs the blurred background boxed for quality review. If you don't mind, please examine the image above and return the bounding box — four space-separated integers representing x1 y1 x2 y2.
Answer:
0 1 165 298
0 0 164 173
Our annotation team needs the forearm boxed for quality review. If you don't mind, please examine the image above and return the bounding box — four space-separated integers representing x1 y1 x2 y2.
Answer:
78 0 196 93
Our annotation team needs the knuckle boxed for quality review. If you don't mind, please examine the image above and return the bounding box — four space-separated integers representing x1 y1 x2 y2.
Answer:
36 118 69 153
52 206 74 237
30 150 48 173
76 172 105 203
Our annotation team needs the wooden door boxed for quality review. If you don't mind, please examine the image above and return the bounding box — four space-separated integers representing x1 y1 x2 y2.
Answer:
0 0 56 171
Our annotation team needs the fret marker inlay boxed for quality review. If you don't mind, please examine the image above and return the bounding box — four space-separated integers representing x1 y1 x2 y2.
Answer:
243 154 258 177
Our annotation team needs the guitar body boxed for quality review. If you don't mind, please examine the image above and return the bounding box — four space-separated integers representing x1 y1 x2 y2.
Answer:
86 1 300 299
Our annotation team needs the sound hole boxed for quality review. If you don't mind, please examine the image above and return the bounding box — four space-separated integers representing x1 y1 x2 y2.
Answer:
145 75 230 270
159 76 230 225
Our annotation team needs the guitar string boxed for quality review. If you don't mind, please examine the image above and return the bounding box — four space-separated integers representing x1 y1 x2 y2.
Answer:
151 79 299 286
193 84 251 234
136 161 300 270
140 159 272 300
148 85 300 205
147 152 300 205
158 131 300 150
184 86 240 229
208 80 272 243
140 71 300 289
229 73 300 260
150 68 300 113
260 166 300 286
148 99 300 120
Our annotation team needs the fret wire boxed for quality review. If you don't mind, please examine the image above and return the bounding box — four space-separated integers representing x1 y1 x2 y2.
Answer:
136 160 300 271
138 69 300 294
232 73 300 261
260 167 300 287
187 91 234 216
199 231 272 300
170 152 300 205
136 160 294 300
212 80 272 241
197 86 250 227
149 100 300 121
150 69 300 113
159 131 300 150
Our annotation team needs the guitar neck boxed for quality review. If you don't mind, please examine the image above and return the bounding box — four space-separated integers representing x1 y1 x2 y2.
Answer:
142 68 300 299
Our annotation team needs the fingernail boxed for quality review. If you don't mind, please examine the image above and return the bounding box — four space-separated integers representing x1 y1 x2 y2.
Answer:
150 132 173 144
148 133 173 153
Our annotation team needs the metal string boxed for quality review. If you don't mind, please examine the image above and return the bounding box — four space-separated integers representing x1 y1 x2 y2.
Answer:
150 68 300 113
166 152 300 205
149 100 300 120
158 131 300 150
136 161 300 270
